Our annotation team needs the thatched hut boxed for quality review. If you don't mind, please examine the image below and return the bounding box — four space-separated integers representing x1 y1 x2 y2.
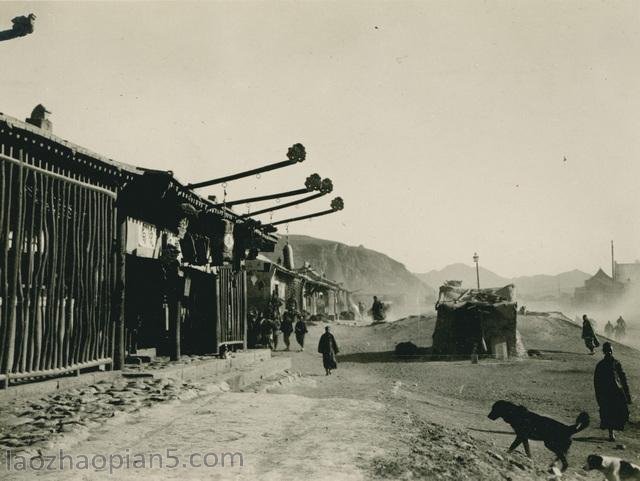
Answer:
433 282 525 359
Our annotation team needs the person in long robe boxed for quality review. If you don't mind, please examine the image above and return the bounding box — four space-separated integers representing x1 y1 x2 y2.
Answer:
260 315 274 350
318 326 339 375
615 316 627 340
582 314 599 354
604 321 615 338
594 342 632 441
371 296 385 322
295 315 308 351
280 310 294 351
268 292 283 350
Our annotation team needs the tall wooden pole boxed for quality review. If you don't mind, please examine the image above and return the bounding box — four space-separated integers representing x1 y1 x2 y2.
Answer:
113 213 126 370
611 240 615 280
170 293 181 362
186 143 306 189
2 150 24 380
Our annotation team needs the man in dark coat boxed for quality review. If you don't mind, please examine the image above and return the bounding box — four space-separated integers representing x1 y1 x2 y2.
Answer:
247 307 260 348
295 314 308 351
268 292 283 350
260 315 274 350
582 314 599 354
371 296 385 322
594 342 632 441
318 326 339 375
280 310 295 351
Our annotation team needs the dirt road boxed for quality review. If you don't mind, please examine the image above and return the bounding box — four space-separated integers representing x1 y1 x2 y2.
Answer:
3 314 639 480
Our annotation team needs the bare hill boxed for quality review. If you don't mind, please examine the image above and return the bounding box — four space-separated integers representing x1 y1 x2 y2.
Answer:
416 264 590 300
268 235 435 301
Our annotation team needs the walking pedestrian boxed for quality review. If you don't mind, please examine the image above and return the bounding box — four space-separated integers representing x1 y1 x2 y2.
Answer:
281 311 294 351
615 316 627 340
594 342 632 441
260 315 274 350
582 314 600 354
318 326 339 375
604 321 614 338
371 296 385 322
295 314 308 351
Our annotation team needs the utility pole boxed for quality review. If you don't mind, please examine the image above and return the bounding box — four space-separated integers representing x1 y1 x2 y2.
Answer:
611 240 615 281
473 252 480 289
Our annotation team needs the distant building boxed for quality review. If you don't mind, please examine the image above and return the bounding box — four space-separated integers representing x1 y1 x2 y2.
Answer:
614 261 640 286
246 245 352 321
573 268 625 306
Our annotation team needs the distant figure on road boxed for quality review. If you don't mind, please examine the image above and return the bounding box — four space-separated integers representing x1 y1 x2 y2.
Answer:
260 315 274 350
371 296 385 322
582 315 600 355
281 310 295 351
614 316 627 340
358 301 366 320
594 342 632 441
604 321 615 338
294 315 308 351
318 326 339 375
268 291 283 350
247 307 260 348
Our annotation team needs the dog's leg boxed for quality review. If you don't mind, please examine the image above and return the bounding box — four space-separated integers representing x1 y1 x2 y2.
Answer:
522 439 531 458
557 453 568 472
508 437 523 453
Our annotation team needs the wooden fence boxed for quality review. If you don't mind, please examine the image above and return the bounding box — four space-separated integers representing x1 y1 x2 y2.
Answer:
0 147 117 385
216 266 247 349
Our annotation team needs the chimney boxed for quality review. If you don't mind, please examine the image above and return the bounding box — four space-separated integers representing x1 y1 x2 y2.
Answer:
26 104 52 132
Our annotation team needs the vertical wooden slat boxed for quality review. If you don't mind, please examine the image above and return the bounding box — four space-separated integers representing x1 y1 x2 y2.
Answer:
3 150 24 375
113 212 126 370
33 162 49 371
67 176 78 366
56 178 71 368
0 154 13 373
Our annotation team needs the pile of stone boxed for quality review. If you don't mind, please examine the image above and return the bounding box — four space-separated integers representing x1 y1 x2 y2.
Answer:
125 354 218 371
0 377 204 457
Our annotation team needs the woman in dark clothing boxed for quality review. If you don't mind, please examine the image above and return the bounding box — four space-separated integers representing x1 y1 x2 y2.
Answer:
582 314 599 354
318 326 339 375
294 315 308 351
594 342 632 441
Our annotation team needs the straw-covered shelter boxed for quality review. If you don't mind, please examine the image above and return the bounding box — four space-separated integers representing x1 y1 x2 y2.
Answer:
433 282 526 359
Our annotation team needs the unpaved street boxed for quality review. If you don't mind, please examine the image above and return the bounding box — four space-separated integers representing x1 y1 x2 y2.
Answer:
2 372 403 481
3 315 639 481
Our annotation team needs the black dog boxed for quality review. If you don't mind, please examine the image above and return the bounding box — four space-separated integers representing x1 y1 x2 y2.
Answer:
488 400 589 471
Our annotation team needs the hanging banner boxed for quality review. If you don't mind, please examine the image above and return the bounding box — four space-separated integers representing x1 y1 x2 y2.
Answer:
126 218 160 258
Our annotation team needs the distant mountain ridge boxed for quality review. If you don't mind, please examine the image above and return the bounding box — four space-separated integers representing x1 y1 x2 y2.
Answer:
266 235 435 301
416 263 590 300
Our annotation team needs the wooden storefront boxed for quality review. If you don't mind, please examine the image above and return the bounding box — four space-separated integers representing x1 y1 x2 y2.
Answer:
0 112 276 386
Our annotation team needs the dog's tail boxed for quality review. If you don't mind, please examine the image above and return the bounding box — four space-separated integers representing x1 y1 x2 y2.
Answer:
571 412 590 434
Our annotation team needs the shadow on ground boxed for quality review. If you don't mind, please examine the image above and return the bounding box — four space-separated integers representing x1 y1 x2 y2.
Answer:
337 349 493 364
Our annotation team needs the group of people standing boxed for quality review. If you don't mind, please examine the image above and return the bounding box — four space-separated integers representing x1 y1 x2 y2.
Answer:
604 316 627 340
581 314 628 355
248 293 308 352
581 314 632 441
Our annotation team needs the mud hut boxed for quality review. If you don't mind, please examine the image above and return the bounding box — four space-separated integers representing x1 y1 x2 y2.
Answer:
432 282 525 359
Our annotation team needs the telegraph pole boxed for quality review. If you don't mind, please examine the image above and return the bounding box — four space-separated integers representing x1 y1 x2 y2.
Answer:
473 252 480 289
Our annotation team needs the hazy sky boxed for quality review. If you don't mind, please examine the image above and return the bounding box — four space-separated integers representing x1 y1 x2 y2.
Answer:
3 1 640 277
